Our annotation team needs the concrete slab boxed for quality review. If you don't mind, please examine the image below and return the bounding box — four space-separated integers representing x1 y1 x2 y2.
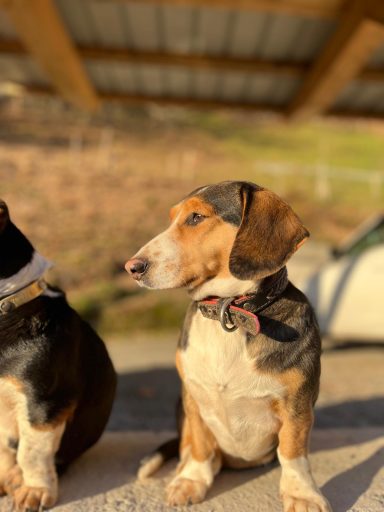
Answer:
0 429 382 512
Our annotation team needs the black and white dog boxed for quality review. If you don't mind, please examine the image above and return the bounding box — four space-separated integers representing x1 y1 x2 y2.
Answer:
0 200 116 511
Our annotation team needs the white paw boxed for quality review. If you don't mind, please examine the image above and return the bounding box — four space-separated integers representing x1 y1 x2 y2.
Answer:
166 477 208 506
282 492 332 512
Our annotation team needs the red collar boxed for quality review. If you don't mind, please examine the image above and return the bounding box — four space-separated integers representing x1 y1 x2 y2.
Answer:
197 268 289 336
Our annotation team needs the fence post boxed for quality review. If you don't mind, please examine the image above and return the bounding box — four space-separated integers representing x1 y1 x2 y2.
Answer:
369 172 382 200
98 127 115 174
68 129 83 173
315 164 331 201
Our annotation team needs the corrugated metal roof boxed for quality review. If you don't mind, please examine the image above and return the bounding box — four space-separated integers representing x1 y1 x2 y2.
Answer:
334 81 384 114
56 0 335 60
51 0 333 107
0 0 383 117
369 43 384 68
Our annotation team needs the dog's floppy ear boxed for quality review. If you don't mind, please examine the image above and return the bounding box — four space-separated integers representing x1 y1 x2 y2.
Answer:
229 184 309 280
0 201 9 233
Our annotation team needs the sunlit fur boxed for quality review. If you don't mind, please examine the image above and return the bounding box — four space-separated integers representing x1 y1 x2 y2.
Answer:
131 196 258 299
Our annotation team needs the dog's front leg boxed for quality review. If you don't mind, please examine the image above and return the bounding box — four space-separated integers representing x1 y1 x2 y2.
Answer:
0 438 15 495
166 387 221 506
9 420 65 511
276 403 331 512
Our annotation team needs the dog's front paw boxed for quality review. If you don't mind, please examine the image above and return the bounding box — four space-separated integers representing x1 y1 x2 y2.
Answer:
166 477 208 506
3 465 23 495
282 493 332 512
13 485 57 511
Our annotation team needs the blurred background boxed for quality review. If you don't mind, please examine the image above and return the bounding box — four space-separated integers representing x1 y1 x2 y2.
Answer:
1 0 383 340
1 2 384 510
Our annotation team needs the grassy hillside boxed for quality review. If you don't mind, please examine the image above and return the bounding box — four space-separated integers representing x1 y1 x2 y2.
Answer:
1 98 383 334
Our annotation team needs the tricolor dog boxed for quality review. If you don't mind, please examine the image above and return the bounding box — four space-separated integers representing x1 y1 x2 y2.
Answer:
0 201 116 511
126 181 331 512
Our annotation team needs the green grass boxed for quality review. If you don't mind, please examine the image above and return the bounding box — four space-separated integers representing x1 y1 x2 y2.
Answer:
186 111 384 170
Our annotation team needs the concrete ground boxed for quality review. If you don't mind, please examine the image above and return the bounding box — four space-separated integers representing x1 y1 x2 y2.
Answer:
0 337 382 512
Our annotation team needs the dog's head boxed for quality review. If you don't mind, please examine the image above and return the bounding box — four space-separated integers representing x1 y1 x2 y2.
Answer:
0 200 35 279
125 182 309 299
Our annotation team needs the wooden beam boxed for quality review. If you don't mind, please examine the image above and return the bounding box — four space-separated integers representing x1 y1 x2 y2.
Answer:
24 84 384 120
366 0 384 24
2 0 99 110
105 0 345 19
288 0 384 120
0 38 25 53
0 38 307 76
80 46 307 76
25 84 283 113
328 107 384 120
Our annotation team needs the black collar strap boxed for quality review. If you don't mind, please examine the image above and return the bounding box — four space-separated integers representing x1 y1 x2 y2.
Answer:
197 267 288 336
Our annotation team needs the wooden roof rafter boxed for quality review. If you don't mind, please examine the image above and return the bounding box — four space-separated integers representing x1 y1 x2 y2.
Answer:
0 0 99 111
25 83 384 120
1 38 384 83
288 0 384 120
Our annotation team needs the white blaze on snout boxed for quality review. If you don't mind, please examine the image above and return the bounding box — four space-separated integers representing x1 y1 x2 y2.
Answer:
134 216 182 289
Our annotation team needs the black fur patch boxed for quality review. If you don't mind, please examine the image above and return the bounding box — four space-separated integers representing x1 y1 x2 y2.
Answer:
247 282 321 401
8 437 18 451
186 181 265 227
194 182 245 226
0 221 34 278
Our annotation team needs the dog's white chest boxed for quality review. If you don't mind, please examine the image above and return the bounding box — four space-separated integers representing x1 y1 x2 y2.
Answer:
181 312 284 461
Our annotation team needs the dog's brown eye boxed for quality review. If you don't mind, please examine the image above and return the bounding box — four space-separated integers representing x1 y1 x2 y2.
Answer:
185 213 205 226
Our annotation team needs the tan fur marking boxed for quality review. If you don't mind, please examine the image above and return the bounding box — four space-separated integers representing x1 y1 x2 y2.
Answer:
276 368 305 393
276 405 313 459
179 414 191 460
175 349 185 379
182 388 218 463
3 376 24 392
171 197 237 289
272 369 313 460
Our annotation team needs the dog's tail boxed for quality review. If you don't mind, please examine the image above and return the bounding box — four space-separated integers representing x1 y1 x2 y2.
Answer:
137 437 179 480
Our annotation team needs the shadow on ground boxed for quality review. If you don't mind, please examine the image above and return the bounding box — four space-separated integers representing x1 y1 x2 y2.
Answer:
322 446 384 512
107 367 384 432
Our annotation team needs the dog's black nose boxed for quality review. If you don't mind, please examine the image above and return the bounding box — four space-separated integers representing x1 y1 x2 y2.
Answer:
125 258 149 279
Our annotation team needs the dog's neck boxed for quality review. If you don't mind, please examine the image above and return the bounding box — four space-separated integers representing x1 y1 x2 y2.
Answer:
190 266 288 302
0 251 52 298
257 266 289 299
